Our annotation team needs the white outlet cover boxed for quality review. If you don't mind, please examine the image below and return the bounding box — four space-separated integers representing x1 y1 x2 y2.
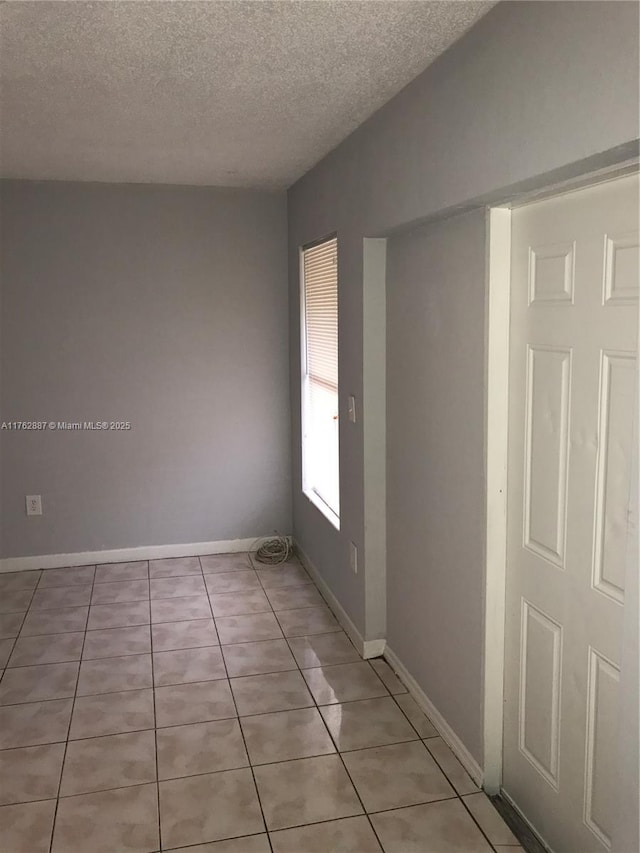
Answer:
26 495 42 516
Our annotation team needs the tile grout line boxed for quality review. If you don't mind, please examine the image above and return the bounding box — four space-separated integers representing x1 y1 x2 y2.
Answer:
284 602 389 851
245 556 387 847
262 794 464 838
15 624 91 640
252 552 326 851
388 690 441 742
149 559 163 853
1 666 444 730
47 563 96 853
458 790 501 853
49 779 157 803
0 695 435 752
48 566 157 840
1 571 47 674
202 553 276 853
0 786 468 829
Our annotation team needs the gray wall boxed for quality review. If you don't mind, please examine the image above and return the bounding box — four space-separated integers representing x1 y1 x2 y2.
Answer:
0 180 290 558
288 0 639 764
386 210 487 761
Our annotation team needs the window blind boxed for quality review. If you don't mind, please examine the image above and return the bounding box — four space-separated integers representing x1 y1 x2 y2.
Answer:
303 237 338 392
302 236 339 520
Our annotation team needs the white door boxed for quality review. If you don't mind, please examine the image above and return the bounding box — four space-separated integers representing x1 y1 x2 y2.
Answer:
503 174 639 852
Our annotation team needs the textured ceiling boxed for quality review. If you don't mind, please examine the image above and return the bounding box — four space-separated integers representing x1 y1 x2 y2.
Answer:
0 1 495 189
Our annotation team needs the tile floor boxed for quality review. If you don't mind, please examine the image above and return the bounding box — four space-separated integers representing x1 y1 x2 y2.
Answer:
0 554 524 853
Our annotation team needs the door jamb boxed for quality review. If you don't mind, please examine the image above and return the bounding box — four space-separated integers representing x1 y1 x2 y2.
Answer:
483 206 512 794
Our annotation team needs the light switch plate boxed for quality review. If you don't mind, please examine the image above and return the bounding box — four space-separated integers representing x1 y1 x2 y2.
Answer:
349 541 358 573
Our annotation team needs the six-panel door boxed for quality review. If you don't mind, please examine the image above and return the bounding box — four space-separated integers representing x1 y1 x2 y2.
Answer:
503 174 639 852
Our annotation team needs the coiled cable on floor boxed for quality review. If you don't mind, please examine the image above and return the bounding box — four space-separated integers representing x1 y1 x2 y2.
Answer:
252 533 293 565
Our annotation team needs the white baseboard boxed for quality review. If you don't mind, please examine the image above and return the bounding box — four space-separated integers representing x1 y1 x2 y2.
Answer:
294 544 480 783
0 536 268 573
384 645 484 787
294 541 386 660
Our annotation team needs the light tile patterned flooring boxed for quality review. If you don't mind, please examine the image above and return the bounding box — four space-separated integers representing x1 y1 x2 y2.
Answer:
0 553 524 853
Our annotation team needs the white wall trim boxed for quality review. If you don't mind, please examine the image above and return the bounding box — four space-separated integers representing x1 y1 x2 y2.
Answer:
295 540 385 659
361 638 386 658
363 237 388 641
482 205 512 794
0 536 269 573
384 645 484 787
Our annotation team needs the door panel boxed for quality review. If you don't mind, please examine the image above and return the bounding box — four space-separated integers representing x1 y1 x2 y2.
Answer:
584 647 620 847
519 600 562 788
524 344 572 568
592 351 636 604
503 174 639 853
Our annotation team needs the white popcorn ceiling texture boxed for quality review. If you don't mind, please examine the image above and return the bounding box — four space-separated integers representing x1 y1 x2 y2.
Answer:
0 1 495 189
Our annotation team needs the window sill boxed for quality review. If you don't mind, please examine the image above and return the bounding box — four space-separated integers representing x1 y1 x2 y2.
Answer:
303 488 340 531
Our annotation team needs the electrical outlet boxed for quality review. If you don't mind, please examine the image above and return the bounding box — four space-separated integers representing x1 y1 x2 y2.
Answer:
26 495 42 516
349 541 358 573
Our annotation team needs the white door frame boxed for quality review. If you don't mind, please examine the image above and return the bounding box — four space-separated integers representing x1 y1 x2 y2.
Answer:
483 203 512 795
482 162 640 810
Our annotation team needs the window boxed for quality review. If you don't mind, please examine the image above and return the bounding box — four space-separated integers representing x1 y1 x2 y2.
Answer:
301 235 340 526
